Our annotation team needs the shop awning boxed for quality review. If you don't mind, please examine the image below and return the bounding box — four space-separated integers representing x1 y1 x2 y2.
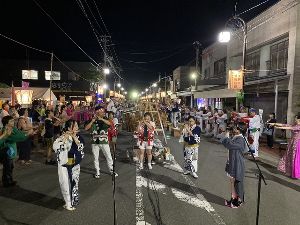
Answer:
193 88 238 99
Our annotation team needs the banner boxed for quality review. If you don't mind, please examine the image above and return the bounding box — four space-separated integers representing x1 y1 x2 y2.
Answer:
22 81 29 89
228 70 243 90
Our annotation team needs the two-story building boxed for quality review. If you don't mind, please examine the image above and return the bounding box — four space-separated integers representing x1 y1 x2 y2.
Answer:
195 0 300 123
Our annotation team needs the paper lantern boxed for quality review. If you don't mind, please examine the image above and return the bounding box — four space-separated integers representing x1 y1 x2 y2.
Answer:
15 90 33 105
85 96 92 103
228 70 244 90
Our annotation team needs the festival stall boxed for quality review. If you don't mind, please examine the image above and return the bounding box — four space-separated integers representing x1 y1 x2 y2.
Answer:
0 87 57 106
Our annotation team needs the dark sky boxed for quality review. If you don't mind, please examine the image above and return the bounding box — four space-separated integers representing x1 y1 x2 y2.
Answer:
0 0 279 90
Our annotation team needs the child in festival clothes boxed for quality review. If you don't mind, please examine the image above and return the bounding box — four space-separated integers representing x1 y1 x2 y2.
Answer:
137 112 155 170
182 116 201 178
221 122 248 208
53 120 84 211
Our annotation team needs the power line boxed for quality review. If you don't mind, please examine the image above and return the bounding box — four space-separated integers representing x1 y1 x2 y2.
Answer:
237 0 275 16
91 0 123 72
0 33 52 55
0 31 95 83
32 0 99 67
121 45 191 64
75 0 123 80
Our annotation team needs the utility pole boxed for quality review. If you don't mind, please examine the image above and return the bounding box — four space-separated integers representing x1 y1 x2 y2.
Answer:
100 35 111 100
193 41 201 78
49 52 54 106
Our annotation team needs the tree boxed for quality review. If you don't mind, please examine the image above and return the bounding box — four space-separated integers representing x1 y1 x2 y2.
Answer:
0 82 9 88
82 67 104 82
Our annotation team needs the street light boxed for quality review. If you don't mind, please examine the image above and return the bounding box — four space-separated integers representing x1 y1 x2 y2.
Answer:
121 87 124 91
219 15 247 110
117 83 121 88
103 83 109 89
218 31 231 43
145 88 149 92
131 91 138 99
219 15 247 71
124 91 128 95
103 68 110 75
152 83 157 87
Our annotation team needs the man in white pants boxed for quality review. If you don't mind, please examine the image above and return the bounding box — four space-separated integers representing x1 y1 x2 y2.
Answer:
85 106 118 178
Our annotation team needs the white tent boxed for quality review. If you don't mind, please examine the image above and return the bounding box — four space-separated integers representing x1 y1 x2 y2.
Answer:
0 87 57 103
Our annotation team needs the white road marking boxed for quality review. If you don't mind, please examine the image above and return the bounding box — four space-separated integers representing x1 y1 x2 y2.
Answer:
136 166 152 225
136 160 226 225
166 161 227 225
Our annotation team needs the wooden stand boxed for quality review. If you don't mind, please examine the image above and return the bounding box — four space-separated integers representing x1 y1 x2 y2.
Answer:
171 127 181 138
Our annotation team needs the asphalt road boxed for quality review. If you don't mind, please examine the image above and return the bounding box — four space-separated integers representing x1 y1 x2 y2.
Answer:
0 130 299 225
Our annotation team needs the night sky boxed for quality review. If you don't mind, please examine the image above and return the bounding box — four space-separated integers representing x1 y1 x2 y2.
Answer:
0 0 279 90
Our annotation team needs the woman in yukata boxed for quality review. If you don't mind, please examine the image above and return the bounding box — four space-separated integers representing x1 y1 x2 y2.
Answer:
182 116 201 178
53 120 84 211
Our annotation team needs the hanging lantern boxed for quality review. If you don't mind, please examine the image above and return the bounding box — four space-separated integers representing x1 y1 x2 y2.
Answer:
85 96 92 103
15 90 33 105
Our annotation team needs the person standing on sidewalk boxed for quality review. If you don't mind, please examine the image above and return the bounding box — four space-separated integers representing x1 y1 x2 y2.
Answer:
137 112 155 170
85 106 117 178
0 116 27 187
17 108 35 165
270 113 300 179
182 116 201 178
44 110 56 165
0 103 10 129
265 113 276 149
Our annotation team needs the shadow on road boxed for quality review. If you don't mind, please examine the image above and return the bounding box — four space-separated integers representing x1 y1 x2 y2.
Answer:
141 171 225 207
0 185 63 210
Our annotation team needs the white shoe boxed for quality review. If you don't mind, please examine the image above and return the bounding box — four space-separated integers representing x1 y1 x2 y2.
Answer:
148 164 152 170
63 205 76 211
192 172 198 178
183 170 190 175
94 174 100 179
111 172 118 177
133 157 138 162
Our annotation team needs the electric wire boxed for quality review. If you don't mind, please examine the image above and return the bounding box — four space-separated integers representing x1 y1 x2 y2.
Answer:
237 0 275 16
76 0 123 80
0 33 52 55
0 31 95 83
121 45 191 64
91 0 123 71
32 0 99 67
81 0 123 77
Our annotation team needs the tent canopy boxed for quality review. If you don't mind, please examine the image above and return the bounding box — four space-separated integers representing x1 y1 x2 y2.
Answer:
0 87 57 102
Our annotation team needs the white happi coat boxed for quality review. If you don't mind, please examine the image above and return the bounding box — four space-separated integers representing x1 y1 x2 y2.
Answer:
249 115 261 157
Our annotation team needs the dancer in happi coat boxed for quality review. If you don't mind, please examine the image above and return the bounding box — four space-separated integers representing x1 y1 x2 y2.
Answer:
137 112 155 169
182 116 201 178
53 120 84 211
